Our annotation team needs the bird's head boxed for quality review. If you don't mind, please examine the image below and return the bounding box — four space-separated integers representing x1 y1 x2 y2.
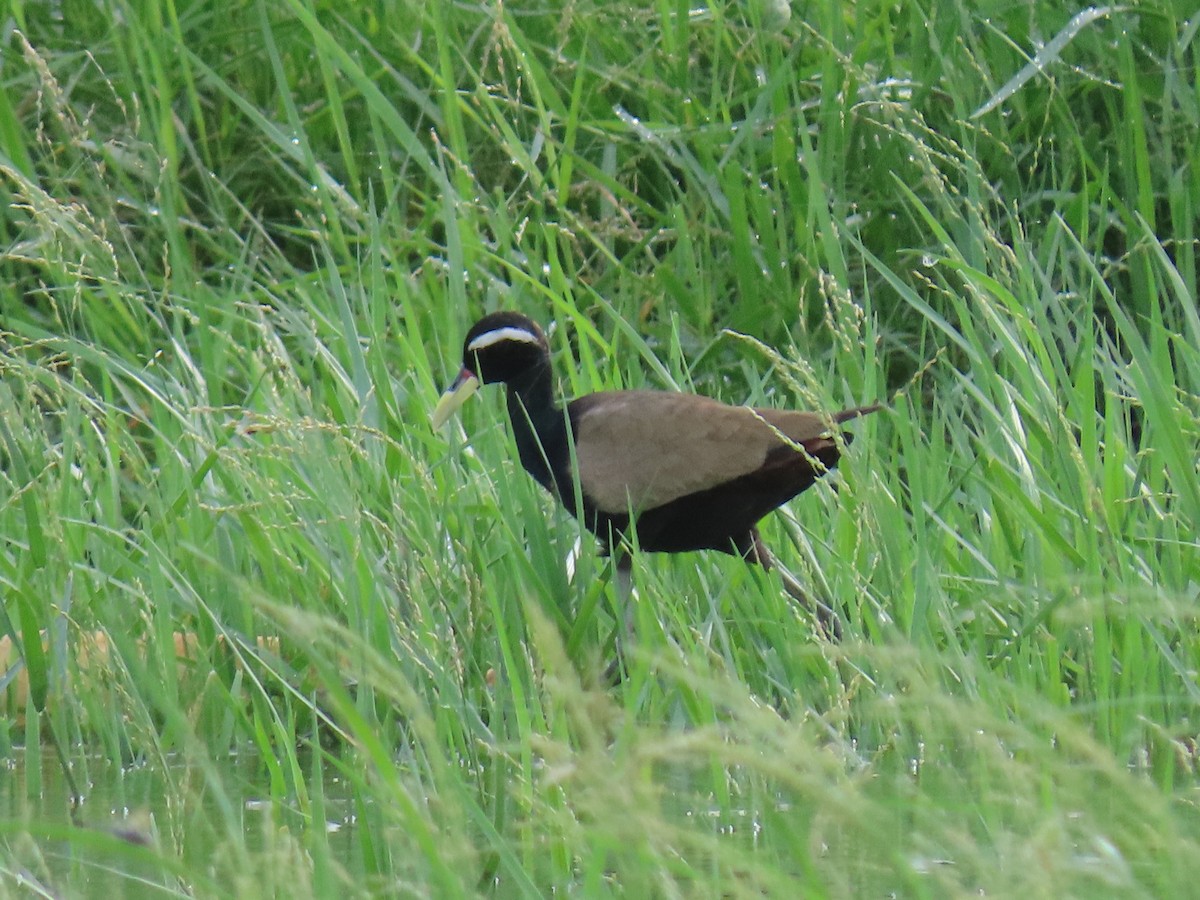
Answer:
431 312 550 428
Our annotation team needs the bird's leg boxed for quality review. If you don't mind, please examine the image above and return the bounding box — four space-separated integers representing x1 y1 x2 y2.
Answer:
616 552 635 642
603 552 634 683
742 528 842 640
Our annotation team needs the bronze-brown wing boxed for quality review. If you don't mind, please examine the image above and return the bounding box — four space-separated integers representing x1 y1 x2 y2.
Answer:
569 391 846 514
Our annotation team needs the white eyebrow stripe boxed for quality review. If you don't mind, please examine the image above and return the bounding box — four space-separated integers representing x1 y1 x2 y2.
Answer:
467 326 540 352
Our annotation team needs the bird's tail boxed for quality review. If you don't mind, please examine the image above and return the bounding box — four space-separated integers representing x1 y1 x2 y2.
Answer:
833 403 884 423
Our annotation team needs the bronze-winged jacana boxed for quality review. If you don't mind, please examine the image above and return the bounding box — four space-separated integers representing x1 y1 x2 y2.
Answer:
432 311 879 655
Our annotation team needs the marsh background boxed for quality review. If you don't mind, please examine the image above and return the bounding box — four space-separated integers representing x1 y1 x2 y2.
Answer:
0 1 1198 896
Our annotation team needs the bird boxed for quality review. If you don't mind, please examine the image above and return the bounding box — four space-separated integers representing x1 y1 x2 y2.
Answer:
431 311 879 664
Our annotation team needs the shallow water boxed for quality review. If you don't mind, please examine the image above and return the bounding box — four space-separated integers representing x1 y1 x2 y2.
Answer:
0 744 359 896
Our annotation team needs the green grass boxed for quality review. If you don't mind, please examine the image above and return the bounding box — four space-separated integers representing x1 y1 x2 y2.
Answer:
1 0 1198 895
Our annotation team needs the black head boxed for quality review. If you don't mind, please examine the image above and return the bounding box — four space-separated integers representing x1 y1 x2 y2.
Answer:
461 312 551 385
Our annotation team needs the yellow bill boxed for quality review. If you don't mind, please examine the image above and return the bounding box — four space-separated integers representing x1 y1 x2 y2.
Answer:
431 369 480 429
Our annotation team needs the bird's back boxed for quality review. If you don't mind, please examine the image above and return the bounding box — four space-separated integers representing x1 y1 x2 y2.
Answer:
567 390 871 516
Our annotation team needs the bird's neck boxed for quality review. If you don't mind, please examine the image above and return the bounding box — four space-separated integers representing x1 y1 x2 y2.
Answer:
505 363 569 495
